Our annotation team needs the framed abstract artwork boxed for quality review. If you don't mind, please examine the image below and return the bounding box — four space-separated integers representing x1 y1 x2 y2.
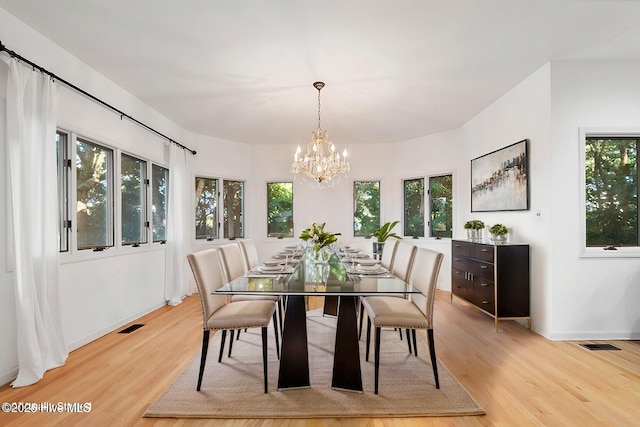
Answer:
471 139 529 212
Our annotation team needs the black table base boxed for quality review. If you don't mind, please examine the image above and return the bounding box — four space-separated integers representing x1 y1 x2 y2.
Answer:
278 295 363 392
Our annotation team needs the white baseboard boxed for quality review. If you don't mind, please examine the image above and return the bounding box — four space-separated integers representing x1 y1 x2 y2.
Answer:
0 367 18 387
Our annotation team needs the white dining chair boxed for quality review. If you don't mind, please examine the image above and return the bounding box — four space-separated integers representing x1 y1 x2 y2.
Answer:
187 247 279 393
363 247 444 394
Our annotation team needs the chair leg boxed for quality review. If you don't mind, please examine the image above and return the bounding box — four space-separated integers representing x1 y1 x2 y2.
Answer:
405 329 412 354
273 311 280 360
427 329 439 389
398 328 403 340
365 317 372 362
228 329 236 357
197 329 210 391
262 326 269 393
412 329 418 356
358 302 365 340
217 329 227 363
374 326 381 394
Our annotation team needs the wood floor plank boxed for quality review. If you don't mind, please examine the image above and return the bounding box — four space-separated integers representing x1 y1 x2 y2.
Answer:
0 290 638 426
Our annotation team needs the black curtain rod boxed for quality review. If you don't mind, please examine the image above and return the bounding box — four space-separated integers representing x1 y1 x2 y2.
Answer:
0 40 197 155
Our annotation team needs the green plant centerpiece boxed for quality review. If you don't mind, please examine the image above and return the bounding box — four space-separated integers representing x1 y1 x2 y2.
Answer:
464 220 485 240
489 223 509 242
299 222 339 260
370 221 401 259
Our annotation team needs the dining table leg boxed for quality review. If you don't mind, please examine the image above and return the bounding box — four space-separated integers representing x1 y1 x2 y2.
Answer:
331 295 363 392
277 295 310 390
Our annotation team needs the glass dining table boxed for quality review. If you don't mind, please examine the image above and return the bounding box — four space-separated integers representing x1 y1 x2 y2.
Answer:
215 250 421 393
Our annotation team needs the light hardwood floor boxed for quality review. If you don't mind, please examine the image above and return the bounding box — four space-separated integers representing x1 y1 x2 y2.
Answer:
1 291 639 427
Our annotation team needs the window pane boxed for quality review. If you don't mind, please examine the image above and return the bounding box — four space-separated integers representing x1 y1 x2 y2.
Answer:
121 154 147 245
76 139 113 250
195 177 217 240
585 137 638 246
223 180 244 239
267 182 293 238
56 131 70 252
151 164 168 242
430 175 453 238
403 178 425 237
353 181 380 236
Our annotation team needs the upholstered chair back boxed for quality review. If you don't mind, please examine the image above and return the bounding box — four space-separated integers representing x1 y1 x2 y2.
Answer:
239 239 260 272
218 243 246 282
391 240 417 282
380 238 398 270
409 247 444 328
187 248 227 325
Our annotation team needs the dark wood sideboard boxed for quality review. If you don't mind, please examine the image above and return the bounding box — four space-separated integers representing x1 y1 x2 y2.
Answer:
451 239 530 331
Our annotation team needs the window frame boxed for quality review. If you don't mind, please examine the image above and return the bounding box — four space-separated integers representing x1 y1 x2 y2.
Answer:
223 179 245 239
194 175 219 241
401 172 453 239
403 177 425 237
266 181 294 238
56 130 71 252
120 152 149 246
75 136 115 251
57 128 169 257
151 164 169 243
353 180 381 237
579 128 640 258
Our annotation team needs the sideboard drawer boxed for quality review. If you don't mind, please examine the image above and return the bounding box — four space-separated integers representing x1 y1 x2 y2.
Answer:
452 240 472 258
472 260 494 282
474 244 494 262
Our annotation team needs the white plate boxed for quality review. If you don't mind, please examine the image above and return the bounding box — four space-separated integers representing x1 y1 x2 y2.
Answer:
356 264 382 272
357 268 388 275
263 260 283 267
356 259 380 266
259 265 283 272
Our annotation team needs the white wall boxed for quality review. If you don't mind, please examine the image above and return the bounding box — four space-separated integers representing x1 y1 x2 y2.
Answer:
549 60 640 340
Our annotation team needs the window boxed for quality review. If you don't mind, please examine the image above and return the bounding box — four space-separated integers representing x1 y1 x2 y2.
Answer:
584 136 638 247
151 164 168 242
353 181 380 237
121 153 148 245
76 138 114 250
267 182 293 238
195 177 218 240
403 178 425 237
56 131 71 252
429 175 453 238
403 174 453 238
223 180 244 239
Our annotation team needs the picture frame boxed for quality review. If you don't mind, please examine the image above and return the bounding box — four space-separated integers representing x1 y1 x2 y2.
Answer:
471 139 529 212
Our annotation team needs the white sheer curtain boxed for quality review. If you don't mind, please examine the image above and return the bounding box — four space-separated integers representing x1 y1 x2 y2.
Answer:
164 142 192 305
5 58 68 387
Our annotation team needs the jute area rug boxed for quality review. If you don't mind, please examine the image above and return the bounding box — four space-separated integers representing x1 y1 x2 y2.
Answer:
145 310 484 419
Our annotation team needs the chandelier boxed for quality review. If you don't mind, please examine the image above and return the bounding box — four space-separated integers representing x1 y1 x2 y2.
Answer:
291 82 349 187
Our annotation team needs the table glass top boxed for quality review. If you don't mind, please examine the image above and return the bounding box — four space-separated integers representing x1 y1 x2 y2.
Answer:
215 252 420 296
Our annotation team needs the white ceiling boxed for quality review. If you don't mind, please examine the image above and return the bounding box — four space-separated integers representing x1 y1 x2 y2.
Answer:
2 0 640 145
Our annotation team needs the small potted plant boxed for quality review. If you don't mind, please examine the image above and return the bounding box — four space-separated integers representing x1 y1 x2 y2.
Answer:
370 221 401 258
464 220 485 240
489 223 509 242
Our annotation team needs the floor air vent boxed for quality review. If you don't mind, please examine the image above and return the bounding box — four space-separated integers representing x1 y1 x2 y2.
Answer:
118 324 144 334
580 343 621 351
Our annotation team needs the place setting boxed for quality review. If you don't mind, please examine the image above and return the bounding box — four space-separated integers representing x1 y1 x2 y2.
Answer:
347 259 394 278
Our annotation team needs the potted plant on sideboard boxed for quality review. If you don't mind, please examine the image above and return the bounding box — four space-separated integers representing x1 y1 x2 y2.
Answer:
489 223 509 242
370 221 401 259
464 220 485 241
